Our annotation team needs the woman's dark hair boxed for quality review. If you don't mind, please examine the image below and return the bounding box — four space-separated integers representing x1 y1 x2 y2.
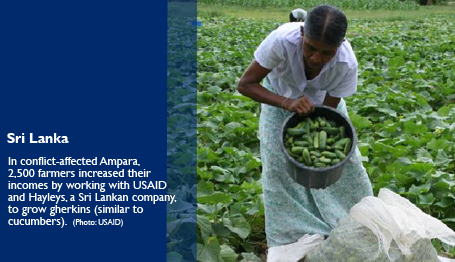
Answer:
303 5 347 47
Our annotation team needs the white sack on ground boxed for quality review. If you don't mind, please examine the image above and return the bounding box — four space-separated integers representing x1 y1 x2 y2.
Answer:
350 188 455 258
267 234 325 262
304 188 455 262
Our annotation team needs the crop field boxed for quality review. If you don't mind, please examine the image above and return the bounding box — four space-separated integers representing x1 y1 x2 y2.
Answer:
193 4 455 262
197 0 420 10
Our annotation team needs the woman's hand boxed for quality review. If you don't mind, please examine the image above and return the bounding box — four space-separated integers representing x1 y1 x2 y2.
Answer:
283 96 314 115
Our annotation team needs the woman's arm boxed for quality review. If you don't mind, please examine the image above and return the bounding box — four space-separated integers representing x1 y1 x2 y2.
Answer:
238 59 314 115
238 60 284 108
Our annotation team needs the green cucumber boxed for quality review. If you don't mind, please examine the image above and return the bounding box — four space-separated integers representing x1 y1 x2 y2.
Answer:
321 151 337 158
289 151 300 158
313 132 319 149
334 145 344 150
326 137 336 145
310 151 321 157
317 117 326 127
294 141 309 147
303 135 313 145
302 148 312 166
332 137 350 148
314 162 327 168
319 131 327 150
318 157 332 164
291 146 305 154
323 127 339 135
304 122 310 135
287 136 294 144
335 150 346 159
287 127 305 136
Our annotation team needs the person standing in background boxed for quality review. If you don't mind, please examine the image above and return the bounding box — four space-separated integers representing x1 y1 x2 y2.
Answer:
290 8 307 22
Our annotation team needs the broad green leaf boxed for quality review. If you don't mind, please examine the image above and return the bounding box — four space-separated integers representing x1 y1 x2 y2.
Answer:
245 199 263 215
198 147 219 163
388 56 405 68
197 215 213 243
434 197 454 208
208 86 222 94
198 167 214 179
434 149 452 166
197 237 222 262
349 113 372 129
198 192 231 204
225 122 243 133
437 106 451 117
220 245 238 262
358 142 370 156
408 162 434 181
199 120 219 129
408 183 431 196
403 121 427 135
222 147 234 154
434 178 455 188
416 148 433 162
223 215 251 239
197 203 217 214
212 223 231 238
197 180 214 197
377 107 397 117
395 172 415 187
418 193 435 205
397 157 412 165
211 165 230 175
427 138 449 151
240 253 262 262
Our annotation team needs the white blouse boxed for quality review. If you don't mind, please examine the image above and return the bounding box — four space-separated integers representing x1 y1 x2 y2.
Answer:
254 22 358 105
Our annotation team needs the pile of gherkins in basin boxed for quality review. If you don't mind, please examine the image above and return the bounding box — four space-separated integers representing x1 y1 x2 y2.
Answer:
284 116 351 168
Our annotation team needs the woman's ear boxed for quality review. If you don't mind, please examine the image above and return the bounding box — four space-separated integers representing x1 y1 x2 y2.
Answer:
300 26 304 37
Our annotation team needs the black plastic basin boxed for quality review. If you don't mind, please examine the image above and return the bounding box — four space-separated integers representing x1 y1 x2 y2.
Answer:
280 105 358 189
